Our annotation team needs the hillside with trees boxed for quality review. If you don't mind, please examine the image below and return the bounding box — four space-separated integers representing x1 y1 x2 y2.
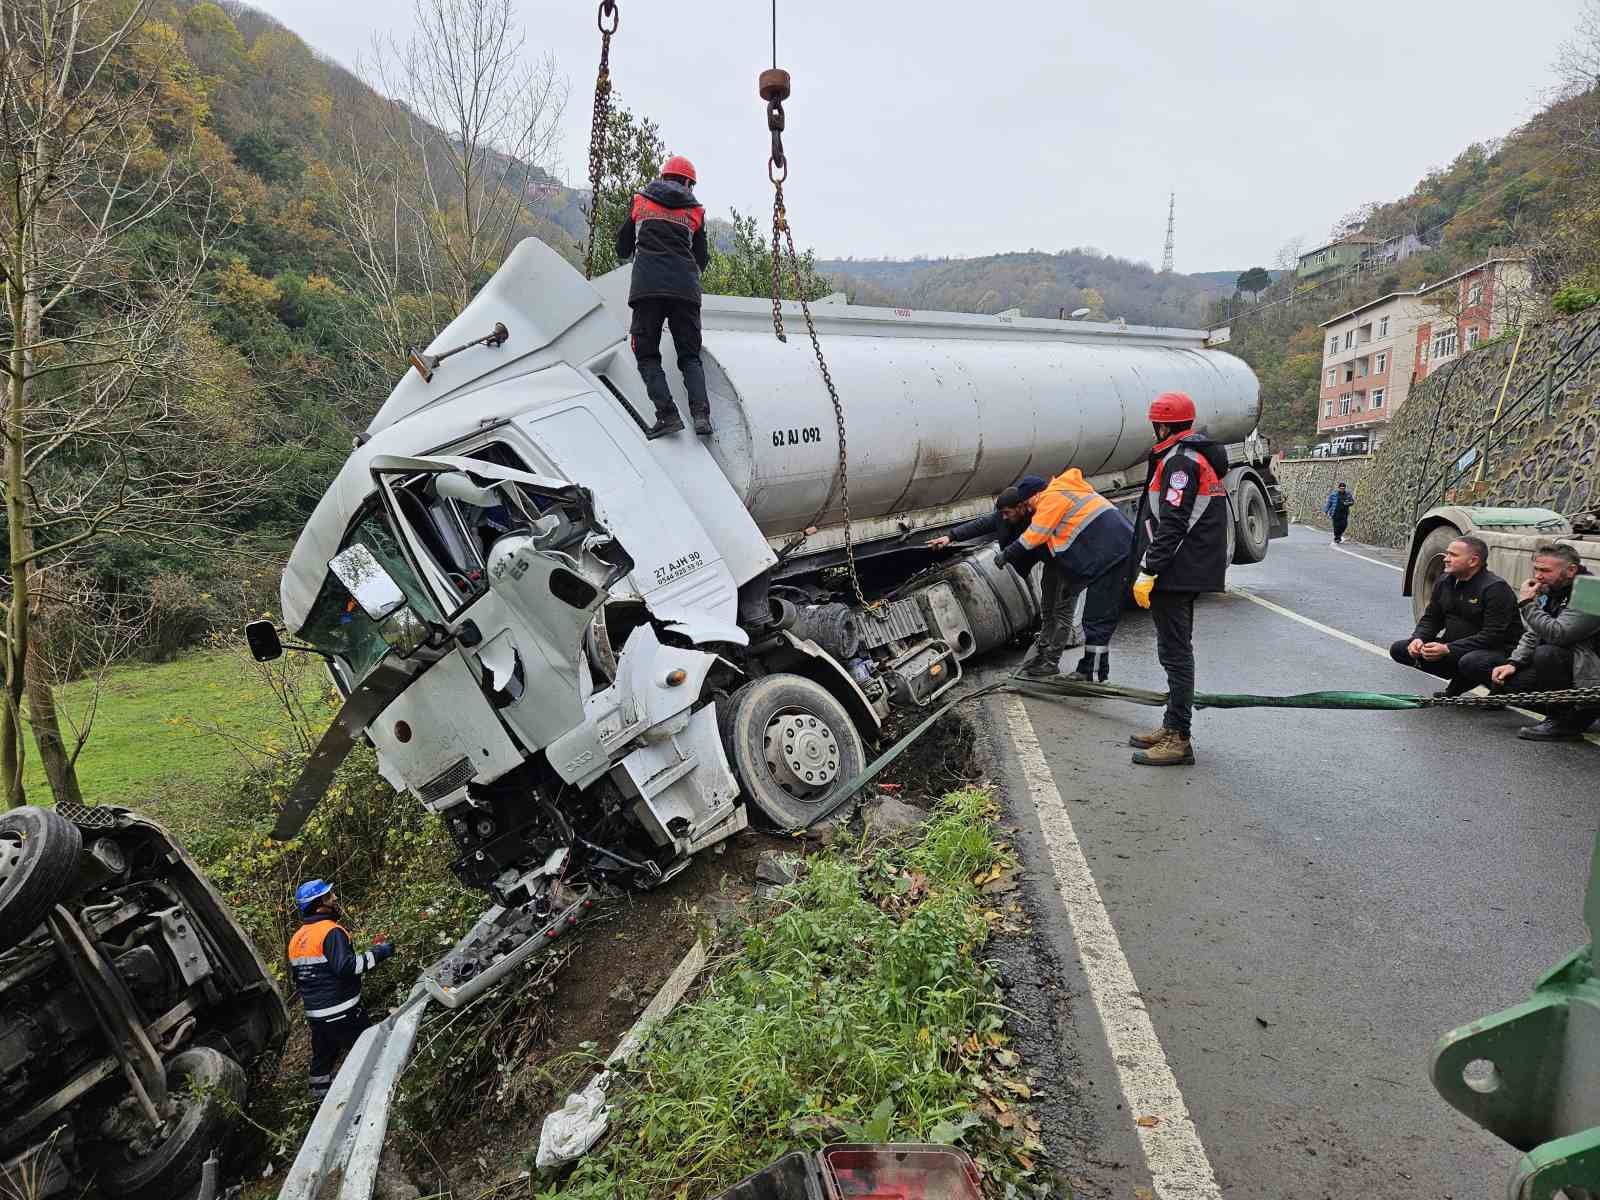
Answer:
819 249 1239 327
1214 3 1600 451
0 0 832 807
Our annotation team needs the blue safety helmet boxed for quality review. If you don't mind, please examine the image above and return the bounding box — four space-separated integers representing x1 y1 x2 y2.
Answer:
295 879 334 916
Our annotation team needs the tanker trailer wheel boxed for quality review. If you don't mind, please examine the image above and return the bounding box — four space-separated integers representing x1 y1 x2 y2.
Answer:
0 805 83 953
1230 478 1271 564
92 1046 246 1200
720 675 866 830
1410 525 1460 623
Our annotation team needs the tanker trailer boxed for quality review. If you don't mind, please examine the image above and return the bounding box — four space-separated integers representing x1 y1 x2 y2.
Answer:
251 237 1274 919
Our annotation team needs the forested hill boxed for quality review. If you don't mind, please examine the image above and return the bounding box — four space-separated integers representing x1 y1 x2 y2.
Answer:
1208 14 1600 451
818 251 1240 328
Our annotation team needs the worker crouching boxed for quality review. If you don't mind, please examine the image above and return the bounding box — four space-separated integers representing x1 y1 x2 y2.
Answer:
998 468 1134 681
288 879 395 1099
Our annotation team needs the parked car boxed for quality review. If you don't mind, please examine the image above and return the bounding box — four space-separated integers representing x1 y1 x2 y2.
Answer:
0 803 288 1199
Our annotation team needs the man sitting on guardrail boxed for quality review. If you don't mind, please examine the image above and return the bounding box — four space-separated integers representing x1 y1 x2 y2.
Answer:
1388 535 1519 697
1485 543 1600 741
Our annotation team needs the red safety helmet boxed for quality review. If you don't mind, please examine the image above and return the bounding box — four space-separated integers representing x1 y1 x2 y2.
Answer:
1148 391 1196 424
660 155 697 185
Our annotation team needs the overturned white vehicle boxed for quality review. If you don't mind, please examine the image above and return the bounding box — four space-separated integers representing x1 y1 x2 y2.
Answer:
252 238 1274 993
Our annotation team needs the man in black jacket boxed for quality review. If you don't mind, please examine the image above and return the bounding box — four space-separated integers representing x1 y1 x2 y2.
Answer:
1387 535 1519 695
1128 392 1233 767
614 155 711 439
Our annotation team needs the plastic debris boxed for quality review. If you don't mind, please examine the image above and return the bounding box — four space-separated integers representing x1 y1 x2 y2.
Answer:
535 1072 612 1169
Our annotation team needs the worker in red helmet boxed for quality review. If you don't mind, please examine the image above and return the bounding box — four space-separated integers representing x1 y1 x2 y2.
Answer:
1128 391 1232 767
614 155 712 438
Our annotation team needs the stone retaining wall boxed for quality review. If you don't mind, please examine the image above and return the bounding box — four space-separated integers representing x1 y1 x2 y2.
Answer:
1274 456 1372 534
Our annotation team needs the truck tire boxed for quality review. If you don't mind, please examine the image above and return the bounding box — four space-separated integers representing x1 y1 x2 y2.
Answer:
720 674 866 830
1231 477 1271 564
93 1046 246 1200
0 805 82 953
1410 525 1460 623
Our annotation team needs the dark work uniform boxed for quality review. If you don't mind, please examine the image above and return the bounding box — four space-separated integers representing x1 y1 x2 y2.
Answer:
948 477 1082 665
1001 469 1135 680
288 916 394 1097
1137 432 1232 737
1388 567 1519 694
614 179 710 426
940 480 1081 668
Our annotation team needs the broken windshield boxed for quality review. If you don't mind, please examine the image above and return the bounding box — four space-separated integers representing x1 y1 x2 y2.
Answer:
300 509 440 686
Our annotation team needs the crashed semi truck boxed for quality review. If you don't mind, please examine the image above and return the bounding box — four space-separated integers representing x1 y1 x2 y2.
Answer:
252 236 1282 962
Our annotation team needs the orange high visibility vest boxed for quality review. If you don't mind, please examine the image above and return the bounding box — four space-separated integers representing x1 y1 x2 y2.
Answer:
287 919 339 965
1019 469 1114 556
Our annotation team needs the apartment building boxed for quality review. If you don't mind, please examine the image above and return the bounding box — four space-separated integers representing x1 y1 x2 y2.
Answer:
1297 235 1381 282
1315 255 1530 449
1413 257 1532 381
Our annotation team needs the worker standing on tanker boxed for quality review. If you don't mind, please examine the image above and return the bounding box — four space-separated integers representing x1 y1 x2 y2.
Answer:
288 879 395 1099
1129 392 1232 766
614 155 712 439
997 469 1135 681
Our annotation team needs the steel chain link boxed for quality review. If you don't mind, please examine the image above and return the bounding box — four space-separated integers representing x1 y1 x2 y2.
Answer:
770 174 880 613
582 1 619 281
1426 685 1600 709
768 185 787 344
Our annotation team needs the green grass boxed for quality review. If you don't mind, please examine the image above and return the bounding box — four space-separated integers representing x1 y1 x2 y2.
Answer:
540 790 1050 1200
22 650 334 811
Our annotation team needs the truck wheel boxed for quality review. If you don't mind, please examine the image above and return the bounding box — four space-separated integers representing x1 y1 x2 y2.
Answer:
1410 525 1460 623
721 674 866 830
1231 478 1271 564
93 1046 246 1200
0 805 82 953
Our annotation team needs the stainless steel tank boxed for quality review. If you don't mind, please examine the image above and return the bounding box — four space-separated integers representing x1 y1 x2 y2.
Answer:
692 297 1259 538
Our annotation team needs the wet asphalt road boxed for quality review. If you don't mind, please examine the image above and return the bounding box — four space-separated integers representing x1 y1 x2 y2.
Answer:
988 524 1596 1199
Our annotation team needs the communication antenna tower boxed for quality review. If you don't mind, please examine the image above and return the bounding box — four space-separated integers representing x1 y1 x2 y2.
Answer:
1161 192 1175 274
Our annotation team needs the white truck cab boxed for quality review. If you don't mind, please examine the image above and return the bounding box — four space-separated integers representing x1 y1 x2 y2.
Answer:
259 235 1275 917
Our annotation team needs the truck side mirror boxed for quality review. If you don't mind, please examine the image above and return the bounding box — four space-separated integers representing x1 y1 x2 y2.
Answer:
244 620 284 663
329 544 407 621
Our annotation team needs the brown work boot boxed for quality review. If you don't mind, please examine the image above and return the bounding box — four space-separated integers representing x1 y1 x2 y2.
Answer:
1131 729 1195 766
1127 725 1167 749
1018 656 1060 679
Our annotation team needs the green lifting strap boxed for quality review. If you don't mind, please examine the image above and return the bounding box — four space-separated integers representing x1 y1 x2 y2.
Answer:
795 673 1600 834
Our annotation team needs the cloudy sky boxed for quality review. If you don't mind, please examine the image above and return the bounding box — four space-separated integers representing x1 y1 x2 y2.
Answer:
254 0 1578 272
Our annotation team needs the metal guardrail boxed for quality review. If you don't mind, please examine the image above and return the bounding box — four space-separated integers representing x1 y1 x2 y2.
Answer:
276 887 598 1200
1414 316 1600 515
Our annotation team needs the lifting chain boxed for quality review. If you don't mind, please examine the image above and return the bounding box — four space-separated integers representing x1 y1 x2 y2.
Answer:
761 67 879 614
1426 685 1600 709
582 1 619 280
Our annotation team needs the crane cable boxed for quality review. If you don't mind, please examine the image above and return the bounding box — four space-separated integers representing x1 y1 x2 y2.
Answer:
583 1 619 280
762 5 880 613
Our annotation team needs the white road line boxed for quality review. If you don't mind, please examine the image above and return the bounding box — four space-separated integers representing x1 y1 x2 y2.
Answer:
1003 694 1222 1200
1332 545 1403 572
1229 587 1600 746
1227 586 1391 659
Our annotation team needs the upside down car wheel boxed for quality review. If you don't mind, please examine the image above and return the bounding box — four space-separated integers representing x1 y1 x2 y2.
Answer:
0 805 83 953
93 1046 247 1200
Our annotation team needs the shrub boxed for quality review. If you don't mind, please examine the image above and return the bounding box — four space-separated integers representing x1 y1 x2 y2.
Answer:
1552 284 1600 315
